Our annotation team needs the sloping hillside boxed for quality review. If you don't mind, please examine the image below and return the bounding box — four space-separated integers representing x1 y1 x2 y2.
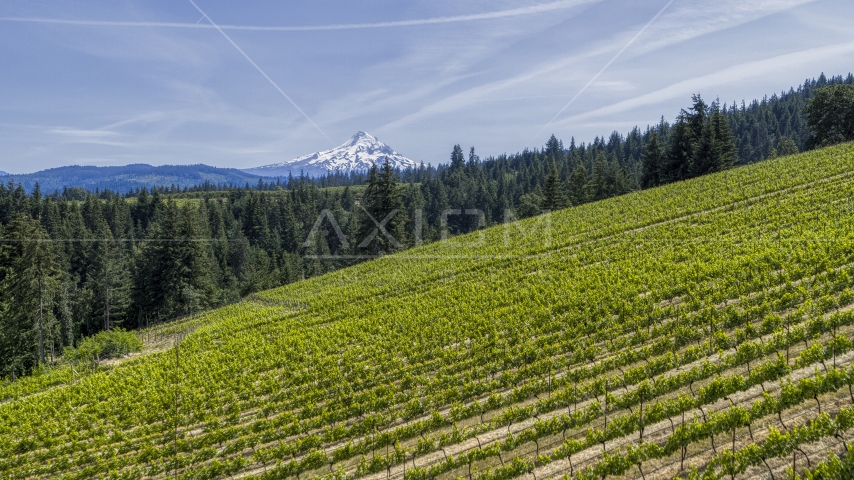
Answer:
4 143 854 479
0 164 263 193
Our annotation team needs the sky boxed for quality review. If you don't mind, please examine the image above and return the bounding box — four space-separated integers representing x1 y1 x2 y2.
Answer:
0 0 852 174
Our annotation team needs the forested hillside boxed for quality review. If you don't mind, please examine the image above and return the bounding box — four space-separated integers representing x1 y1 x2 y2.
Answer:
0 164 264 194
4 141 854 479
1 74 852 381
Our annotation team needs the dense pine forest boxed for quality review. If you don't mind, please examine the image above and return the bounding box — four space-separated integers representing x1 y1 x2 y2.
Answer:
1 73 853 380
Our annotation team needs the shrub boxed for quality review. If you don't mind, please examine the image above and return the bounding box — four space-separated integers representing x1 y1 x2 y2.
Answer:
64 329 143 363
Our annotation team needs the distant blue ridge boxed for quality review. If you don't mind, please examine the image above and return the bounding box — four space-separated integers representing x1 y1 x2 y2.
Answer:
0 164 270 194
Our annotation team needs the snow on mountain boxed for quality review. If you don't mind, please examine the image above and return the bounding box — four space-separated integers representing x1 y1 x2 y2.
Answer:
243 132 418 178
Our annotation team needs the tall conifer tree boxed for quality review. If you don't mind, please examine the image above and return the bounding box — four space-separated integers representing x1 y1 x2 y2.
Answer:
568 163 589 206
641 131 665 188
542 161 568 211
356 158 407 256
0 216 61 373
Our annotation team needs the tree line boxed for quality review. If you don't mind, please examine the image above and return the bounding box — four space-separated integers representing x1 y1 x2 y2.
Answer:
1 75 853 379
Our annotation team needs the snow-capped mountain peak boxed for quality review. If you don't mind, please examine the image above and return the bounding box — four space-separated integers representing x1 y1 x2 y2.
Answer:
344 131 375 146
243 132 417 178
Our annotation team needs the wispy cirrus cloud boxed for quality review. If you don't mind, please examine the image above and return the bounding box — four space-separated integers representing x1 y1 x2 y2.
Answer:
559 40 854 126
625 0 821 57
0 0 848 171
377 0 822 135
48 128 121 139
0 0 601 32
47 127 133 147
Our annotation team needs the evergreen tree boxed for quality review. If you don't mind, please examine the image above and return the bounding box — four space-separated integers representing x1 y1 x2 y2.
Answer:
608 157 632 196
84 222 130 331
544 135 564 163
30 183 42 218
542 161 567 211
0 216 61 374
710 105 737 171
302 222 332 278
641 131 664 188
590 153 609 201
423 178 449 242
665 119 693 183
449 145 466 171
132 201 216 320
356 158 407 256
402 182 426 245
567 163 588 206
690 110 717 177
173 204 217 315
466 147 480 175
686 94 707 141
